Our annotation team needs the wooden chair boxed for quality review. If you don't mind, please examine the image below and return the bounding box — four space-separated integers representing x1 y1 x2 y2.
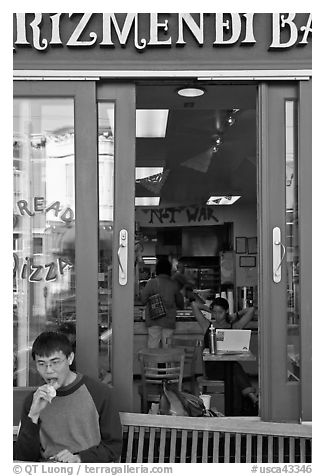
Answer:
138 348 185 413
166 337 202 393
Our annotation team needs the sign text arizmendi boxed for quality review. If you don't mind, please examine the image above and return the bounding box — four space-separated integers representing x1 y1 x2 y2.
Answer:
13 13 312 52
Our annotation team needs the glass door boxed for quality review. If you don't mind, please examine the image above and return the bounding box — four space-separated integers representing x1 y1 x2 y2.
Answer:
13 81 136 425
258 81 312 422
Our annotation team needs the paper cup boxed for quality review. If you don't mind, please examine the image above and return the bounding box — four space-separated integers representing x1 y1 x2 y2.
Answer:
200 394 211 410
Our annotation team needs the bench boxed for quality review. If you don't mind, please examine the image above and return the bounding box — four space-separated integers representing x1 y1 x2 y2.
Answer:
14 413 312 463
120 413 312 463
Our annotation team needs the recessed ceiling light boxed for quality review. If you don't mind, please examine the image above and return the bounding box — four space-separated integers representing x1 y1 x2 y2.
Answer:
177 87 205 98
135 197 160 206
206 196 241 205
136 110 169 138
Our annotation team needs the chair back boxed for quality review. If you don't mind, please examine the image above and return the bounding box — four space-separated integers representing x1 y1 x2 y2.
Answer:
138 348 185 391
166 337 202 377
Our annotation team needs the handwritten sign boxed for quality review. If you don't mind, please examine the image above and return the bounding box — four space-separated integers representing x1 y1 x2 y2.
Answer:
139 205 222 227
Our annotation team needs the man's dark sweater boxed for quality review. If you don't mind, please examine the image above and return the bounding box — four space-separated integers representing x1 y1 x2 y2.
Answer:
14 373 122 462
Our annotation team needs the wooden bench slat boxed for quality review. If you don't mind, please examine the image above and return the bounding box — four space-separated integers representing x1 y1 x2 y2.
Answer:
257 435 263 462
180 430 188 463
224 433 230 463
235 433 241 463
158 428 166 463
246 434 252 463
300 438 306 463
278 437 284 463
212 432 220 463
170 429 177 463
126 426 134 463
202 431 209 462
268 436 273 463
136 427 145 463
191 430 198 463
289 437 295 463
148 427 156 463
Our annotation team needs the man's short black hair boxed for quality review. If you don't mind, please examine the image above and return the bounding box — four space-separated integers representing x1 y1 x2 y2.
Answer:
32 331 73 360
156 257 172 276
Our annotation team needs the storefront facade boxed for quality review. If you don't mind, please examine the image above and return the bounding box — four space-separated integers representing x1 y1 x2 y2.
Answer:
13 13 312 424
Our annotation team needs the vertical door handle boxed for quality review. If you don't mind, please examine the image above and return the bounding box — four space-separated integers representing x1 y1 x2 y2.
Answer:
118 229 128 286
273 227 286 283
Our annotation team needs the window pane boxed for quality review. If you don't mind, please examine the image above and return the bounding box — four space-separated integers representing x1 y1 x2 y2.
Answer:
285 100 300 382
13 98 75 387
97 103 114 384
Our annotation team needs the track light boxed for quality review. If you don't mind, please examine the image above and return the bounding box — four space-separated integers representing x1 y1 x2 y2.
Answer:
226 108 239 127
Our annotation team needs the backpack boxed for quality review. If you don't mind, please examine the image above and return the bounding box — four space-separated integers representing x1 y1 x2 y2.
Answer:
159 381 206 417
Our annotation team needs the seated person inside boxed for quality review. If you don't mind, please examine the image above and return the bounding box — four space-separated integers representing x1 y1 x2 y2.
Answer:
14 331 122 462
191 297 258 416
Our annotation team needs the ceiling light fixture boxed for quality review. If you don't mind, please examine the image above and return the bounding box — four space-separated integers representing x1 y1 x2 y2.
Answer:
143 256 157 265
212 133 223 152
135 197 160 206
206 196 241 206
135 167 164 180
136 110 169 138
226 108 240 127
177 87 205 98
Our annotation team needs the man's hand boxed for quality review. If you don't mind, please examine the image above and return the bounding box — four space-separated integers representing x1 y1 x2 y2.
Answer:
51 449 81 463
28 385 53 423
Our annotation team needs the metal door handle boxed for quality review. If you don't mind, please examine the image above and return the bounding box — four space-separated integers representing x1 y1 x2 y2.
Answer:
118 229 128 286
273 227 286 283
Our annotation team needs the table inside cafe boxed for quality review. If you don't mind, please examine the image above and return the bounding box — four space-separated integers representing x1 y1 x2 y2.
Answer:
202 348 256 416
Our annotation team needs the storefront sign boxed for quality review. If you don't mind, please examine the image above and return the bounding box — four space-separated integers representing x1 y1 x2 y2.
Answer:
139 205 221 226
13 13 312 52
13 255 73 282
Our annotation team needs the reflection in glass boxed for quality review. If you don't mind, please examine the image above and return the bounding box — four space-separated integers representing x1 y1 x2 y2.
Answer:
285 100 300 382
97 103 115 383
13 98 75 387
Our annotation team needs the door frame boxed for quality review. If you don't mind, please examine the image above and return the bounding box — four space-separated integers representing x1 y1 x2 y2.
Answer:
258 81 312 422
298 80 312 422
13 81 136 420
13 81 99 423
97 83 136 412
13 75 312 422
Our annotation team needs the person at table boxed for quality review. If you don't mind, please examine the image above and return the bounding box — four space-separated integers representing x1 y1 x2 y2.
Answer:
141 257 184 348
191 297 258 415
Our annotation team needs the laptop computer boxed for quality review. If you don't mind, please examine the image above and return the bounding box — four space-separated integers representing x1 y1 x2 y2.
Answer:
215 329 251 353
